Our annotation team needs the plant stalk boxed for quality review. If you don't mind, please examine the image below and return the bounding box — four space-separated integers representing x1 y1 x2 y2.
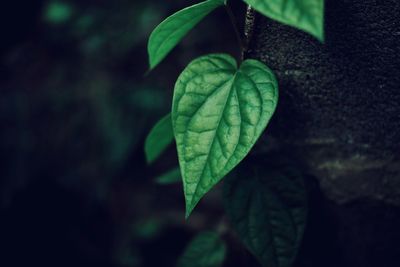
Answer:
242 5 256 59
225 4 245 60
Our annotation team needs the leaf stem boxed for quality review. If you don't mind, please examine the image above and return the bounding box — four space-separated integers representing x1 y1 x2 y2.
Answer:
243 5 256 59
225 4 244 60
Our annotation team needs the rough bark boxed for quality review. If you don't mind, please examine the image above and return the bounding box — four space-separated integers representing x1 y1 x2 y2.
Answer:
245 1 400 266
246 0 400 205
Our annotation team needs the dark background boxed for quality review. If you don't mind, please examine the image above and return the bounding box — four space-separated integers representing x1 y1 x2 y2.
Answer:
0 0 241 266
1 0 400 267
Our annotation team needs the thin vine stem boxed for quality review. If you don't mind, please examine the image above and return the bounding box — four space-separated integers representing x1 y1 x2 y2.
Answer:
225 4 245 60
243 5 256 59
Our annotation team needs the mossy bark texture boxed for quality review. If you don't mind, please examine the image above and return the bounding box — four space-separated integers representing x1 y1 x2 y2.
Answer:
245 1 400 266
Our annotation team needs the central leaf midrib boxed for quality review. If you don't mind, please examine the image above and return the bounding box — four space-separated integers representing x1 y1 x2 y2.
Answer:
188 73 239 209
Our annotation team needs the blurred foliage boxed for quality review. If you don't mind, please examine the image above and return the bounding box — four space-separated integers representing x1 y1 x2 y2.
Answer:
0 0 238 266
144 113 174 164
155 167 182 185
44 2 74 24
177 231 226 267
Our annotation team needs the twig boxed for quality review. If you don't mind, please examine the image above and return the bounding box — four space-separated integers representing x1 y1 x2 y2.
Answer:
225 4 245 58
242 5 256 59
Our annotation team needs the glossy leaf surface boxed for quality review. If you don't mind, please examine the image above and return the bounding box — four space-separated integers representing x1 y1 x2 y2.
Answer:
172 54 278 217
243 0 324 41
148 0 225 69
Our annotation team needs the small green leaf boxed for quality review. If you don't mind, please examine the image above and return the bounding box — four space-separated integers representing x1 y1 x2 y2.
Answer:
155 167 182 185
148 0 225 69
177 231 226 267
224 164 307 267
172 54 278 217
243 0 325 41
144 113 174 164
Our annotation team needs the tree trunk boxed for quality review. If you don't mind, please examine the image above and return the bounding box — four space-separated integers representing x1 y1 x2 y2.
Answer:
245 1 400 266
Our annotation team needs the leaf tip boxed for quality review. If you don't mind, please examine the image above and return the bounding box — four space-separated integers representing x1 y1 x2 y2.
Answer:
148 58 158 71
144 147 155 165
184 211 191 220
314 26 325 43
184 201 195 220
184 193 202 219
147 33 161 70
318 32 325 43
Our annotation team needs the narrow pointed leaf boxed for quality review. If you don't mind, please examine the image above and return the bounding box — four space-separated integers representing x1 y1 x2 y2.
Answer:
243 0 325 41
155 167 182 185
148 0 225 69
144 113 174 164
177 231 226 267
224 165 307 267
172 54 279 217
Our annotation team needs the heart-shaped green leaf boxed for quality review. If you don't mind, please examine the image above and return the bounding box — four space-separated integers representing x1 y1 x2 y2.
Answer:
243 0 325 41
148 0 225 69
172 54 278 217
224 164 307 267
177 231 226 267
144 113 174 164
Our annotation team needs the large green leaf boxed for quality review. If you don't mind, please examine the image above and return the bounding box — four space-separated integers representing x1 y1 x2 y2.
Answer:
177 231 226 267
243 0 324 41
144 113 174 164
148 0 225 69
172 54 278 217
224 164 307 267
